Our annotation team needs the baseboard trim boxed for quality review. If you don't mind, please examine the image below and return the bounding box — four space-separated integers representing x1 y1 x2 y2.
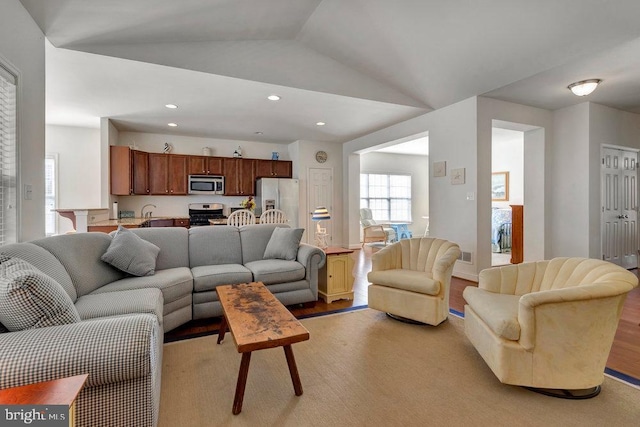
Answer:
453 271 478 282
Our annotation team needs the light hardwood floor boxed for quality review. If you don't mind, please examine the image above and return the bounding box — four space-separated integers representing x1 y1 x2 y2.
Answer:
166 245 640 381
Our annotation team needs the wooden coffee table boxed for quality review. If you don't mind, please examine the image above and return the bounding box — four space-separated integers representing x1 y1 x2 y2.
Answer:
216 282 310 415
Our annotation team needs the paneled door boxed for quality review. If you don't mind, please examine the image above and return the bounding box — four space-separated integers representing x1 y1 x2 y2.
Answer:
602 147 638 268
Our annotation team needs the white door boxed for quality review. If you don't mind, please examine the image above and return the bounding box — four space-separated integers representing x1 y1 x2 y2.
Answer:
602 147 638 268
307 168 333 245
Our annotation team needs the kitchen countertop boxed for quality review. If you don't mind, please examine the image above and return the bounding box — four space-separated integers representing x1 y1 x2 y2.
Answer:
90 216 190 226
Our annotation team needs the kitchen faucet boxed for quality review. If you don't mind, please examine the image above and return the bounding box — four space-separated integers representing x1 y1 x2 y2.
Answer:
141 204 156 219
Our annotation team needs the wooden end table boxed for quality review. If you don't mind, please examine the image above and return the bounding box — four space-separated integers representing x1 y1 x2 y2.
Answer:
0 374 88 426
216 282 309 415
318 247 355 303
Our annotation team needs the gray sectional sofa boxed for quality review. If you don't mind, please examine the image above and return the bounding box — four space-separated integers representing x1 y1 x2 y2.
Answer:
0 224 325 427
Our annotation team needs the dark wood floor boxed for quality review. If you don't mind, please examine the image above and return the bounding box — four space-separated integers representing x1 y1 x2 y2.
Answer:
165 245 640 380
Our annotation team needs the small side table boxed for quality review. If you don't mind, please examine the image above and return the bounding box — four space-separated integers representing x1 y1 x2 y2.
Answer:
0 374 88 426
390 223 413 240
318 247 355 303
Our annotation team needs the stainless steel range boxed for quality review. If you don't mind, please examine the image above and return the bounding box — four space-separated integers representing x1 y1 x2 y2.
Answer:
188 203 226 226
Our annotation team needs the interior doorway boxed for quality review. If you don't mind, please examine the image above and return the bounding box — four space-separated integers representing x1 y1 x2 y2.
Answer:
491 127 524 266
601 145 638 269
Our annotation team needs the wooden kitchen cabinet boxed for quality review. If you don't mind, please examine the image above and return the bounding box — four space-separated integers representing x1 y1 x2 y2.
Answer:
149 154 188 195
318 247 355 303
110 145 132 195
188 156 224 175
255 160 292 178
132 150 150 195
173 218 190 227
223 158 255 196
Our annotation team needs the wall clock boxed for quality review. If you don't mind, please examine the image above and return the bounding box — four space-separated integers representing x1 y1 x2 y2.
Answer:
315 150 328 163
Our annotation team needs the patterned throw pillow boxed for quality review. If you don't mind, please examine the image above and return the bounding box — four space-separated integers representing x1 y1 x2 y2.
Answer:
101 226 160 276
0 254 81 332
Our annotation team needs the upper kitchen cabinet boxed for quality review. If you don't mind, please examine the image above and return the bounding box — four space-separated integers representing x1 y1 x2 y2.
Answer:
149 153 188 195
110 145 132 195
255 160 292 178
132 150 150 195
188 156 224 175
223 158 255 196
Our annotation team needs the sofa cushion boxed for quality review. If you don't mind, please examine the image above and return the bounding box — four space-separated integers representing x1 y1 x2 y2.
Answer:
0 242 77 302
75 288 164 325
101 226 161 276
127 227 189 270
244 260 306 285
91 267 193 305
0 255 80 331
189 226 243 267
240 224 290 264
463 287 521 341
191 264 253 292
367 269 440 296
263 227 304 261
32 232 126 297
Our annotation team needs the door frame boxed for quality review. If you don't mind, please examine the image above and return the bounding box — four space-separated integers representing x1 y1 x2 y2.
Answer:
601 143 639 268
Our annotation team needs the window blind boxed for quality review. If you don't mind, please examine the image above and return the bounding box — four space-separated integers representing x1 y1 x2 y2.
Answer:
0 64 17 245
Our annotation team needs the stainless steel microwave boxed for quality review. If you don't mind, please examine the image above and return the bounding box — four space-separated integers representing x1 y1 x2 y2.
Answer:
188 175 224 195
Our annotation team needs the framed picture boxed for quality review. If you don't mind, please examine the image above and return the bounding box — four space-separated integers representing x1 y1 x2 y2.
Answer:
433 161 446 177
492 171 509 201
451 168 465 185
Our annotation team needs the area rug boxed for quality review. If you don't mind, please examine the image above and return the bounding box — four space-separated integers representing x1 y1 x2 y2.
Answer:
159 309 640 426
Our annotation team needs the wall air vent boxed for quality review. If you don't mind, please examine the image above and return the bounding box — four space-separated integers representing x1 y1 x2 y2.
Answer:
457 251 473 264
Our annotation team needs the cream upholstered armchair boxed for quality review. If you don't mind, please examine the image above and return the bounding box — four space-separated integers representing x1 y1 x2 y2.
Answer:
463 257 638 398
368 237 461 325
359 208 396 246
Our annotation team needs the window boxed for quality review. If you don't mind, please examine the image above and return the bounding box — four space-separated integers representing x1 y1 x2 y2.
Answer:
0 64 17 245
45 154 58 236
360 173 412 222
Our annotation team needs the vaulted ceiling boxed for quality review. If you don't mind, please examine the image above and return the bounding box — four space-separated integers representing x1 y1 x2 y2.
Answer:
19 0 640 144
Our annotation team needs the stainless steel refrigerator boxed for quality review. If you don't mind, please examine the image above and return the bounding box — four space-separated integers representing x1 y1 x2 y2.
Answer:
255 178 299 228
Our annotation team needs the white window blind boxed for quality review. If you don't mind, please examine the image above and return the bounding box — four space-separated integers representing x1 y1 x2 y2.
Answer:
0 64 17 245
360 173 412 222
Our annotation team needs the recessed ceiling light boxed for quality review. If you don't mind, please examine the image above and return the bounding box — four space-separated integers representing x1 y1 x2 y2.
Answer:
168 123 178 127
165 104 178 109
267 95 281 101
254 131 263 135
316 121 326 126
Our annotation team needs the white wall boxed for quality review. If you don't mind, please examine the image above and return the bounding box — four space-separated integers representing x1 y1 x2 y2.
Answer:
491 130 523 207
345 97 479 280
0 1 45 241
360 152 429 238
550 103 590 257
46 125 101 233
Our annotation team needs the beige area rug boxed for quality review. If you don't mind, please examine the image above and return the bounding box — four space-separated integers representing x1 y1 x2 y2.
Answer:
159 309 640 426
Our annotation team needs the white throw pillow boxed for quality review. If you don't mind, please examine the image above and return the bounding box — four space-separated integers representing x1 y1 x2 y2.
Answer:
101 226 160 276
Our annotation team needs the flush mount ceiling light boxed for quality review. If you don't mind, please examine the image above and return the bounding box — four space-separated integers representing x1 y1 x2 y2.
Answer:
267 95 281 101
165 104 178 109
568 79 602 96
316 121 326 126
168 123 178 127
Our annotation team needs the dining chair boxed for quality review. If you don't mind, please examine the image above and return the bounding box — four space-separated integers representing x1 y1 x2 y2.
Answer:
227 209 256 226
259 209 287 224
